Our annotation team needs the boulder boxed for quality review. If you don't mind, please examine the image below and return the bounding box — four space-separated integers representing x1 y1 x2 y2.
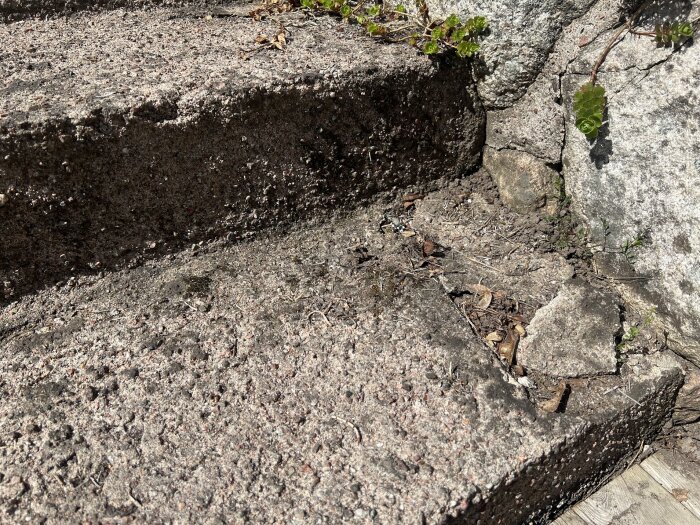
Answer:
562 4 700 366
402 0 597 108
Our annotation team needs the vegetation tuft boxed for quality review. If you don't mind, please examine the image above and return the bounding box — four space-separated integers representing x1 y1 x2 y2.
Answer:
250 0 488 59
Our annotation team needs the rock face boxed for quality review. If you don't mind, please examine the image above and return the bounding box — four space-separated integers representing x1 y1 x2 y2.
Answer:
482 147 559 214
417 0 597 108
519 281 621 378
562 9 700 366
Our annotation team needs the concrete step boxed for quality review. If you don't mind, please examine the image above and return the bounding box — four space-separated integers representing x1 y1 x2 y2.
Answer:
0 5 485 300
0 181 683 524
0 0 226 22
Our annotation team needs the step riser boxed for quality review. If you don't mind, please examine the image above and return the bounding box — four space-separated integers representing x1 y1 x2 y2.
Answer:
453 366 683 524
0 64 484 299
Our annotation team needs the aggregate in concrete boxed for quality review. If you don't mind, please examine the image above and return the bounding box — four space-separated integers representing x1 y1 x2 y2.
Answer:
0 4 485 299
0 192 683 524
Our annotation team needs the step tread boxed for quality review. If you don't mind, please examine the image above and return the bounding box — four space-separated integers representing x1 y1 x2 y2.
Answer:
0 193 684 524
0 4 428 125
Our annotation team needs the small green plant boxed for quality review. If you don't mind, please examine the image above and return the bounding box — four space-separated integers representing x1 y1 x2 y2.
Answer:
573 9 694 140
617 307 656 351
652 22 694 45
253 0 488 59
619 231 649 263
618 325 641 349
573 82 606 139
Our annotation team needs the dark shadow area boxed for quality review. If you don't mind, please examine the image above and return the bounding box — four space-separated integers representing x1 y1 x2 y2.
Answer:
589 106 613 169
638 0 692 26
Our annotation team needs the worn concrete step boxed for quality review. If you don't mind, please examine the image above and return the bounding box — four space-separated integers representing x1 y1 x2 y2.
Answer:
0 5 484 300
0 181 683 524
0 0 227 22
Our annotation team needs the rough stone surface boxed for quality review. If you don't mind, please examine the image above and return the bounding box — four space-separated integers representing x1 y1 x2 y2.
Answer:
0 0 225 21
0 5 484 300
486 78 564 164
484 0 645 163
562 1 700 366
0 191 684 524
673 368 700 426
413 0 597 108
518 280 621 378
482 147 559 214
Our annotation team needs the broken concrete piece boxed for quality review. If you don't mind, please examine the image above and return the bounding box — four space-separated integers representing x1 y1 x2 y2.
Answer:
518 280 620 378
483 147 559 214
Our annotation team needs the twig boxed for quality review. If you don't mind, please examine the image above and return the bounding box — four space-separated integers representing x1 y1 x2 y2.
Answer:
590 0 652 84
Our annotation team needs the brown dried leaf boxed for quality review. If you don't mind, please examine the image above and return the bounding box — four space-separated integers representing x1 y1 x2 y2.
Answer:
539 381 568 413
485 331 502 342
255 34 269 44
422 240 437 257
497 330 518 366
402 193 424 208
672 488 689 502
476 290 492 310
466 283 491 295
512 364 526 377
515 324 526 337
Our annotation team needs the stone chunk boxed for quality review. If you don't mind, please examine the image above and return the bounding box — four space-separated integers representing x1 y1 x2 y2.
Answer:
519 280 620 377
673 368 700 426
483 147 559 214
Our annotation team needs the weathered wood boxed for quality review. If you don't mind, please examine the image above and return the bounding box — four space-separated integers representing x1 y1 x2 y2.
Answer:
551 510 589 525
573 464 700 525
641 449 700 520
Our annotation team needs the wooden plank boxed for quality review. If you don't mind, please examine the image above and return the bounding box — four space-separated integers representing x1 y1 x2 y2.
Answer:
641 450 700 520
551 510 590 525
573 464 700 525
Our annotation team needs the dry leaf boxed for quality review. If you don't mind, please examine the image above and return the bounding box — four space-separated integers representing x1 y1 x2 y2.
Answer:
466 283 491 295
476 290 492 309
422 240 437 257
485 331 502 342
255 34 269 44
512 364 526 377
539 381 567 413
672 488 689 502
402 193 424 208
401 230 416 238
515 324 526 337
497 330 518 366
